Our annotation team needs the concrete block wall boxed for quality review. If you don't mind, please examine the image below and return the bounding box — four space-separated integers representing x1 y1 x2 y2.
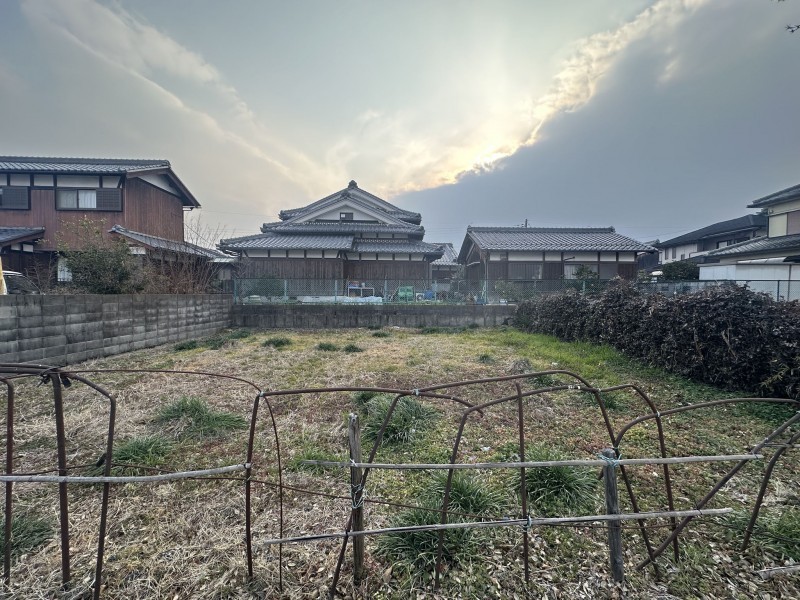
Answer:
231 303 516 329
0 294 233 366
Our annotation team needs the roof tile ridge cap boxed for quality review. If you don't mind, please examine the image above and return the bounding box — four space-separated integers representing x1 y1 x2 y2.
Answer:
0 156 169 165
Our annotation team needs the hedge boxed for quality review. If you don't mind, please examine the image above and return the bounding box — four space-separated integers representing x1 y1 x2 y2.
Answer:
514 280 800 400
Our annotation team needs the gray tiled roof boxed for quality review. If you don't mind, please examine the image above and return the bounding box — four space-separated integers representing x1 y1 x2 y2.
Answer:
658 214 766 247
705 233 800 258
353 239 444 256
219 233 354 251
0 156 170 174
465 227 655 253
279 181 421 224
261 221 423 236
110 225 227 258
431 242 459 266
748 183 800 208
0 226 45 245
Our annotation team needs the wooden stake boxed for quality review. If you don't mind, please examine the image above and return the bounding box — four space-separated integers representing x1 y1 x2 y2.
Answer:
348 414 365 584
602 448 624 583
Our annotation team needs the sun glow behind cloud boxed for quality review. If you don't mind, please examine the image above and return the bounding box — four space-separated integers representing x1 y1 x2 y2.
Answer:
10 0 709 235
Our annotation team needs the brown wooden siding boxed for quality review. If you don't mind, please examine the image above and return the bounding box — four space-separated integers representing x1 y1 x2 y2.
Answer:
344 260 430 280
240 258 344 279
0 178 186 251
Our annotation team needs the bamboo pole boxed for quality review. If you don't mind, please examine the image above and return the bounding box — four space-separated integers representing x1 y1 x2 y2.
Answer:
300 454 761 470
259 508 733 546
0 463 250 484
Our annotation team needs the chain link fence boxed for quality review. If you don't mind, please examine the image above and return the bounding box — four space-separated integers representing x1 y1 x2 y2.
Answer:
232 278 799 305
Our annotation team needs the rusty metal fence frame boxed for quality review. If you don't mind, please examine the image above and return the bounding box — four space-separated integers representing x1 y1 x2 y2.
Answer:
2 364 799 598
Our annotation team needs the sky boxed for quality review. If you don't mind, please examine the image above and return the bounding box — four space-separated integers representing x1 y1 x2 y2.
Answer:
0 0 798 249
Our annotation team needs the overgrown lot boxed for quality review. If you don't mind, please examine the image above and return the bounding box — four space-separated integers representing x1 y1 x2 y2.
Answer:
3 327 799 599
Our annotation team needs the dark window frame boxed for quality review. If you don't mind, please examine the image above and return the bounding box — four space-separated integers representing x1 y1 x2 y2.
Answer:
55 187 122 212
0 186 31 210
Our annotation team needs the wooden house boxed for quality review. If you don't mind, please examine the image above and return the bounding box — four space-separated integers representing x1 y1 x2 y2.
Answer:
457 226 656 283
219 181 444 285
0 156 206 277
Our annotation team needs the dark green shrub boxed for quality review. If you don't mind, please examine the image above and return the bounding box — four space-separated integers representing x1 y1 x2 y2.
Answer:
205 329 251 349
352 390 379 409
317 342 338 352
516 281 800 401
424 471 506 516
372 331 390 338
343 343 363 353
477 353 494 364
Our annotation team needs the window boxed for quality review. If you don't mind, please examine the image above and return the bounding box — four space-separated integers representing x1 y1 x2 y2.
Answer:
56 188 121 211
680 253 685 260
564 263 596 279
339 212 354 221
671 247 676 259
508 263 542 280
0 186 30 210
57 257 73 283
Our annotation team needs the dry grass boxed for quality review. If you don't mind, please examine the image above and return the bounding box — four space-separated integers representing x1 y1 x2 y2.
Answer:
2 326 799 599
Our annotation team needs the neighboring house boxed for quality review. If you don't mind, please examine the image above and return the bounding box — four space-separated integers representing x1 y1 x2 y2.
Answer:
219 181 444 286
430 242 459 280
701 184 800 294
0 156 202 278
656 214 766 265
457 226 656 282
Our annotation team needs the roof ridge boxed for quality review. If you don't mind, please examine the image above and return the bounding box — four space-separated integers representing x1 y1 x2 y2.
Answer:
468 226 615 233
0 156 169 166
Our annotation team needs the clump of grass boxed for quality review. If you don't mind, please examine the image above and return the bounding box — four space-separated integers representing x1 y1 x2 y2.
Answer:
205 329 251 350
263 336 292 349
352 390 379 410
372 331 390 338
173 340 199 351
287 446 343 476
0 513 53 562
316 342 338 352
109 435 172 474
514 444 597 516
722 508 800 560
477 353 494 364
156 396 248 438
343 343 363 353
362 396 438 444
736 400 797 426
375 502 477 570
376 472 496 570
424 471 506 516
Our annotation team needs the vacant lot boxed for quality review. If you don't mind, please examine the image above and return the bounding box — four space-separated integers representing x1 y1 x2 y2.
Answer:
3 327 799 599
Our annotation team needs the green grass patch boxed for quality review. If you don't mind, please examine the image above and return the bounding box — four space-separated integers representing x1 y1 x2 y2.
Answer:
352 390 379 410
109 435 172 474
424 471 506 516
0 513 53 563
722 508 800 560
514 444 598 516
173 340 199 351
156 396 248 438
316 342 338 352
363 395 438 445
204 329 251 350
343 343 363 353
477 353 494 364
372 331 390 338
262 336 292 349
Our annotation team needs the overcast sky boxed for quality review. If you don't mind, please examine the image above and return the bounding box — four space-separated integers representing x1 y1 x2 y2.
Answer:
0 0 798 248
